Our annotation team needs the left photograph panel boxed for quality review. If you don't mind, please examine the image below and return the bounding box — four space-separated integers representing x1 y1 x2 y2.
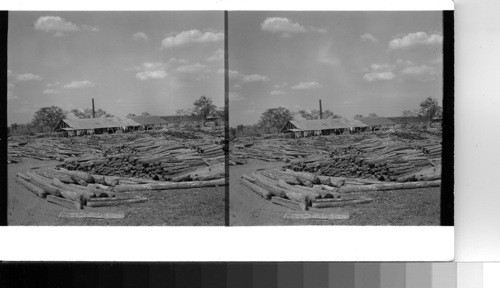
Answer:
7 11 226 225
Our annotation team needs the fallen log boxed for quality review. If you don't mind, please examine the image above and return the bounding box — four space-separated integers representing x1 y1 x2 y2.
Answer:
112 178 226 192
259 170 300 185
271 197 307 211
51 178 94 200
283 211 349 220
276 179 321 201
311 197 373 208
241 174 256 183
283 169 320 184
58 168 94 183
33 169 74 184
25 171 61 196
86 197 148 207
46 195 82 210
252 172 287 198
60 190 86 205
16 177 47 198
58 210 125 219
241 178 272 200
337 180 441 193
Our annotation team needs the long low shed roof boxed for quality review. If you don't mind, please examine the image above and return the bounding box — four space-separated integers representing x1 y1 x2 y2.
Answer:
356 117 396 126
59 117 140 130
285 118 367 132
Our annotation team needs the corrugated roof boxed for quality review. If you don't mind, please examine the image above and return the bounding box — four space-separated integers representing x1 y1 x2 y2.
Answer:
61 117 140 130
129 116 168 125
387 116 428 124
356 117 396 126
286 118 367 131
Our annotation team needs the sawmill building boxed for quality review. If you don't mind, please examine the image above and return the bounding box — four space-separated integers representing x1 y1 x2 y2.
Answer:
281 118 367 138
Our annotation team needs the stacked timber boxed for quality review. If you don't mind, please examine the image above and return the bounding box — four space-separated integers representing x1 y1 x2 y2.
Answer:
7 137 100 163
287 138 440 182
240 168 440 211
60 136 225 181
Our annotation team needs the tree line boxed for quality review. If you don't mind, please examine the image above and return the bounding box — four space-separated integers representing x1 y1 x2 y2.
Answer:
8 96 222 136
231 97 442 137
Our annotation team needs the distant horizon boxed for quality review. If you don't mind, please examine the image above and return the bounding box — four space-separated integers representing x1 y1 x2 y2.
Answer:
7 11 224 125
228 11 443 126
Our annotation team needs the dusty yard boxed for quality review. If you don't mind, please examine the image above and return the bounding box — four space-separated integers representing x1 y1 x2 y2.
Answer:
229 159 440 226
8 158 225 226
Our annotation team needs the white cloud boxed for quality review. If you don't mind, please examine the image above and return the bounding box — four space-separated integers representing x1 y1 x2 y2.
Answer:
261 17 326 37
270 90 286 96
227 70 241 79
64 80 96 89
389 32 443 50
34 16 99 36
432 56 443 64
274 83 287 89
291 81 322 90
81 25 100 32
47 82 61 87
229 92 244 101
400 65 438 81
206 49 224 62
363 71 395 82
361 33 379 43
133 62 168 81
175 63 208 74
136 70 167 80
16 73 42 81
242 74 270 83
161 30 224 49
133 31 150 41
363 62 397 82
43 89 59 95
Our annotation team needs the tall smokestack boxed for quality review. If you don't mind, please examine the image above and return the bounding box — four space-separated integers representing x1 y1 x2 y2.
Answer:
319 99 323 119
92 98 95 118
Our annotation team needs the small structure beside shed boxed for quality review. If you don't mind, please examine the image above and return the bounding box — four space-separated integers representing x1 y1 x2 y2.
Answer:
129 116 169 130
356 117 396 131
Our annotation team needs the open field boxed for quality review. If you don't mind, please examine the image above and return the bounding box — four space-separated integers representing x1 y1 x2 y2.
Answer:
229 128 442 226
7 130 226 226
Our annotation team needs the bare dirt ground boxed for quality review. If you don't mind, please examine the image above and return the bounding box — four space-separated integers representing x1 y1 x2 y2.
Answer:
8 158 225 226
229 159 440 226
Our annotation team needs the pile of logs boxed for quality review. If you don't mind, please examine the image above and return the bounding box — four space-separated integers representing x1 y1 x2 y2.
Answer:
240 169 440 211
8 138 100 163
286 138 441 182
60 137 225 181
16 166 227 214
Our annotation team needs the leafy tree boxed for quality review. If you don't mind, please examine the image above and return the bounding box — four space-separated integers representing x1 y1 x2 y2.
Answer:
213 107 226 120
297 109 340 120
258 107 294 131
401 109 420 117
236 124 245 136
126 113 137 118
175 108 195 116
368 113 378 117
140 112 151 116
354 114 364 118
71 108 113 118
419 97 443 120
31 106 67 130
193 96 217 120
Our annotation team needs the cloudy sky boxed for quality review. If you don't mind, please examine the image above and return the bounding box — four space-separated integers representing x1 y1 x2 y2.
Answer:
7 11 224 125
228 11 443 126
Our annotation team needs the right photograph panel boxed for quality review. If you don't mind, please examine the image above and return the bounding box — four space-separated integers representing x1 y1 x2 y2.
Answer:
228 11 450 226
